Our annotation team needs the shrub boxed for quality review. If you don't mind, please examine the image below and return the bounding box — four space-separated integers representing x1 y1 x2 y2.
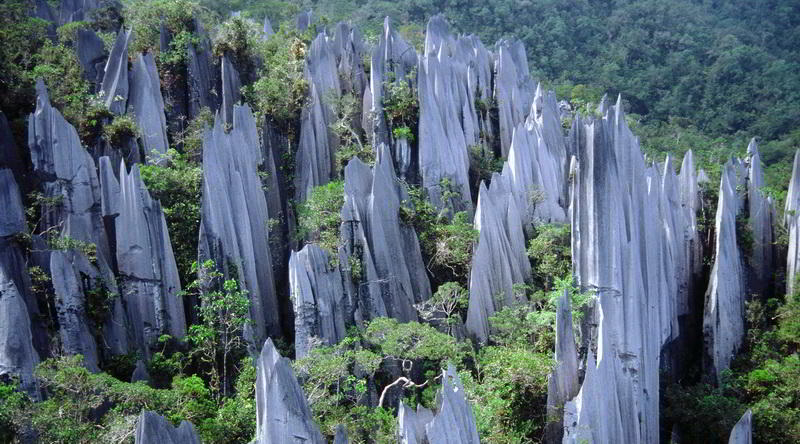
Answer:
140 149 203 286
103 113 139 147
527 223 571 291
295 181 345 260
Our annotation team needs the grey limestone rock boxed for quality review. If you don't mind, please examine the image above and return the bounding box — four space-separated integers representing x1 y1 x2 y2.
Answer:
131 359 151 384
785 150 800 224
369 18 418 168
50 250 101 371
101 28 132 115
135 410 201 444
786 150 800 297
339 145 431 325
746 139 775 298
75 28 107 90
494 40 533 157
703 160 747 383
99 157 185 357
544 290 579 443
417 16 482 214
397 364 480 444
255 338 325 444
333 424 349 444
29 80 130 360
465 174 531 344
727 410 753 444
129 53 169 161
295 10 313 31
0 112 24 177
564 97 697 443
262 17 274 39
0 169 26 237
0 267 40 393
198 105 279 344
290 244 347 358
187 36 218 119
58 0 98 25
221 53 241 127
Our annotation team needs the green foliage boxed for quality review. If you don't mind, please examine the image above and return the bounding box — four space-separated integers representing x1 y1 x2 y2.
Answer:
124 0 208 55
186 260 251 401
176 106 214 161
56 21 91 45
462 347 551 443
392 125 414 142
383 75 418 131
247 24 311 133
468 143 503 191
103 113 139 147
400 186 477 286
326 91 373 176
140 149 203 286
527 223 571 291
296 180 345 260
213 16 261 82
415 281 469 336
294 318 466 442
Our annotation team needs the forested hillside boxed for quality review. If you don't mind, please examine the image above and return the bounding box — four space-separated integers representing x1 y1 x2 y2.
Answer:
0 1 798 443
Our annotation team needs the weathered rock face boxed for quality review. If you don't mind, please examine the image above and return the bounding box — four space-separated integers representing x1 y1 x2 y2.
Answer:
75 28 107 90
544 290 579 443
703 160 747 383
0 169 26 237
198 105 279 344
0 112 24 177
745 139 775 298
465 174 531 344
255 338 325 444
135 410 201 444
58 0 98 25
186 21 219 119
221 53 241 127
262 17 274 38
129 53 169 162
29 80 130 363
99 157 185 357
369 18 418 174
0 266 40 393
494 39 534 157
679 150 704 295
290 244 347 358
101 28 133 115
333 424 349 444
727 410 753 444
294 23 367 202
416 16 485 214
396 364 480 444
786 150 800 297
339 145 431 325
295 10 313 31
564 98 699 443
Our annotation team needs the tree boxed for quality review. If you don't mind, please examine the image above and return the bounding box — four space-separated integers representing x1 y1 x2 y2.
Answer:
186 260 251 401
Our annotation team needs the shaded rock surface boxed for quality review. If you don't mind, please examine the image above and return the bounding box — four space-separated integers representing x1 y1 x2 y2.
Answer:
703 160 747 383
338 145 431 326
290 244 347 358
494 40 533 157
465 174 530 344
397 364 480 444
563 97 701 443
0 266 40 393
129 53 169 161
135 410 201 444
75 28 107 90
294 23 367 202
99 157 185 357
255 338 324 444
29 80 130 364
198 105 279 344
745 139 775 298
787 150 800 297
101 28 132 115
727 409 753 444
544 290 579 443
221 53 241 127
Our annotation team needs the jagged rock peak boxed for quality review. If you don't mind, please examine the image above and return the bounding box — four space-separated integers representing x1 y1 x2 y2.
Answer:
746 138 775 298
290 244 347 358
703 160 747 382
0 266 40 393
465 175 531 344
785 150 800 224
728 410 753 444
198 104 279 344
99 157 186 357
255 338 325 444
135 410 201 444
129 52 169 162
101 28 132 115
397 364 480 444
339 144 431 324
494 38 533 157
544 289 579 443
